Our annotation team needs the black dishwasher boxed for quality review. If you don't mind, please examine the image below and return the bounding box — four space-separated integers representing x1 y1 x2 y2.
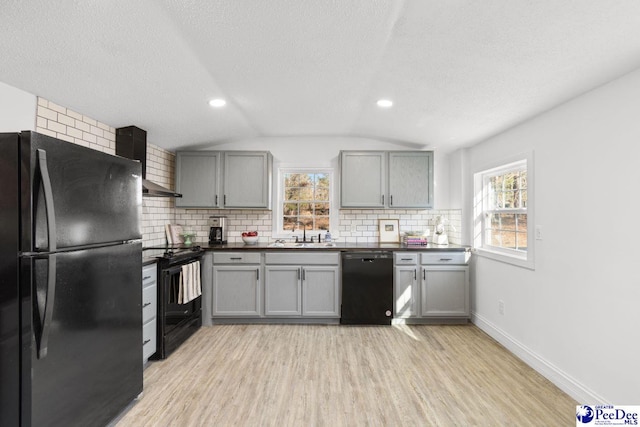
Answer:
341 251 393 325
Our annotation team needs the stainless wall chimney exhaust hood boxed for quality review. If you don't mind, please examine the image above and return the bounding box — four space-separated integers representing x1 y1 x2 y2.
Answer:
115 126 182 198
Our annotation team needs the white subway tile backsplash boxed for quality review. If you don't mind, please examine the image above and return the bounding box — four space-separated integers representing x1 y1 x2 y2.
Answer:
57 114 75 127
47 101 66 114
75 120 91 132
66 109 83 120
47 120 67 134
39 107 57 121
82 116 97 126
82 132 97 143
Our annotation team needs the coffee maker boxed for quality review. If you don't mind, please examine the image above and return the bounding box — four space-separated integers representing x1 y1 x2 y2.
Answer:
208 216 227 244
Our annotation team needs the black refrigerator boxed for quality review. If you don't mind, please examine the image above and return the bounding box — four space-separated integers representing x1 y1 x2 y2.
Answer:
0 131 144 426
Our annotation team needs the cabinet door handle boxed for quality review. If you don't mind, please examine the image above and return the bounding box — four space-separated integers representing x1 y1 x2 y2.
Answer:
401 258 412 261
297 268 300 280
143 302 152 308
381 194 384 205
215 195 218 205
143 275 151 281
143 339 151 346
230 257 242 260
302 269 305 281
390 195 393 206
414 269 417 280
440 258 453 262
224 194 227 205
256 269 260 281
423 269 426 280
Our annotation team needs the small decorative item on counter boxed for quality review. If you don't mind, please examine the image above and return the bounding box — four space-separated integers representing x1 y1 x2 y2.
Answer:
432 216 449 245
324 231 332 242
403 230 429 246
165 223 185 245
241 231 259 245
182 232 195 246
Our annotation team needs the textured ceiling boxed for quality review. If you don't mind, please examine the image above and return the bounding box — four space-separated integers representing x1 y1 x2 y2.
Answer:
1 0 640 152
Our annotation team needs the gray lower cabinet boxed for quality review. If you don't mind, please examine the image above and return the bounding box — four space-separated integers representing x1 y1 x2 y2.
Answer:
421 266 469 317
393 253 419 318
264 266 301 316
264 252 340 318
142 263 157 364
393 252 469 321
212 252 262 317
301 267 340 317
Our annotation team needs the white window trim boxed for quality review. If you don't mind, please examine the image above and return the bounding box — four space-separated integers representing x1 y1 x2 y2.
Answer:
473 151 535 270
271 167 339 240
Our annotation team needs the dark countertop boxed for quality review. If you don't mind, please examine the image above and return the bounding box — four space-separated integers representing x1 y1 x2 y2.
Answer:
143 241 469 253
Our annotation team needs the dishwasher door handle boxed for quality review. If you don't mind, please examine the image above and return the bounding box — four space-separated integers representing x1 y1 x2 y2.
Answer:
361 258 376 263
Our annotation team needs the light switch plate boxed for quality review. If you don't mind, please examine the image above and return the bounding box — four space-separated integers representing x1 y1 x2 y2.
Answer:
535 225 543 240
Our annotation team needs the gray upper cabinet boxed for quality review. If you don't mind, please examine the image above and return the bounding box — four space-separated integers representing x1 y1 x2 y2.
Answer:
175 150 272 209
388 151 433 208
223 151 272 209
340 151 386 208
175 151 220 208
340 150 434 209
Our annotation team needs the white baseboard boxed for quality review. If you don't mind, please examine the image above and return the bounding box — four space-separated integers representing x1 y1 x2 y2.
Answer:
471 311 608 404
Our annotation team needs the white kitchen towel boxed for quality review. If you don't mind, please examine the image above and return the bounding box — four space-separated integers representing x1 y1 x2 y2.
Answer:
179 261 201 304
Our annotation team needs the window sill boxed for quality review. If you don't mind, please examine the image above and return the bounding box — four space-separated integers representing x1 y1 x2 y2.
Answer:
473 247 535 270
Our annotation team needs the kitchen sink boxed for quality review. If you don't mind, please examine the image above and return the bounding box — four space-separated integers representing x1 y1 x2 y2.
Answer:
268 242 337 248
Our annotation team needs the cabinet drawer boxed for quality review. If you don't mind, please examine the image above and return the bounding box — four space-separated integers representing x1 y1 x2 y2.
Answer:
394 253 418 265
265 252 339 265
142 284 157 324
213 252 261 264
420 252 467 265
143 263 157 287
142 319 157 361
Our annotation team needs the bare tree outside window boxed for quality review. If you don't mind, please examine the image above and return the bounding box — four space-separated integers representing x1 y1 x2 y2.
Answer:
484 168 527 252
283 173 330 231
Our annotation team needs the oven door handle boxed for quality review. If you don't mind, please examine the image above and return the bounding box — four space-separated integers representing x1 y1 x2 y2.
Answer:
164 265 185 275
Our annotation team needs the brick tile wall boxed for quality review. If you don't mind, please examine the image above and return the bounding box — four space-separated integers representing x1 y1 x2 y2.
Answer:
141 146 177 246
35 98 115 153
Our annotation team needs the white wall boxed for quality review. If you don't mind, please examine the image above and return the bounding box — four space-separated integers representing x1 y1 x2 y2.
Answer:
460 68 640 403
0 81 36 131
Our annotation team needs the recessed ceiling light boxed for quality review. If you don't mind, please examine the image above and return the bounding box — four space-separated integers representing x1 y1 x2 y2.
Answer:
209 98 226 108
376 99 393 108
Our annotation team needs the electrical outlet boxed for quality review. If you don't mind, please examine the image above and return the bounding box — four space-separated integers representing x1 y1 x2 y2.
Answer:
535 225 543 240
498 300 505 315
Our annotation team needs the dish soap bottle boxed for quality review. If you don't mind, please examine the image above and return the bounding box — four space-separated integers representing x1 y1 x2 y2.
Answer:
324 231 332 243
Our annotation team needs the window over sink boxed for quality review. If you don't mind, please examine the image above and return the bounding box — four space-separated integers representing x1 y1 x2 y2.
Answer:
274 168 336 238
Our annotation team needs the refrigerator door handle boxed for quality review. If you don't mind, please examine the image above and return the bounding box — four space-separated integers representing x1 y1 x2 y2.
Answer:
37 149 58 252
39 254 57 359
35 149 58 359
30 254 57 359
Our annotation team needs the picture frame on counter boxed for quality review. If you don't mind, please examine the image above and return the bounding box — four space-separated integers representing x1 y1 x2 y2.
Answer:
378 219 400 243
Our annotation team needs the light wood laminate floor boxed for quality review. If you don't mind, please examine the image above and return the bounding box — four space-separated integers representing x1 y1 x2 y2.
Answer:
116 324 576 426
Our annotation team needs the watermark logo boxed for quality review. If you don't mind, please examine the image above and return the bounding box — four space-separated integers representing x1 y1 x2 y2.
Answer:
577 406 595 424
576 405 639 426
